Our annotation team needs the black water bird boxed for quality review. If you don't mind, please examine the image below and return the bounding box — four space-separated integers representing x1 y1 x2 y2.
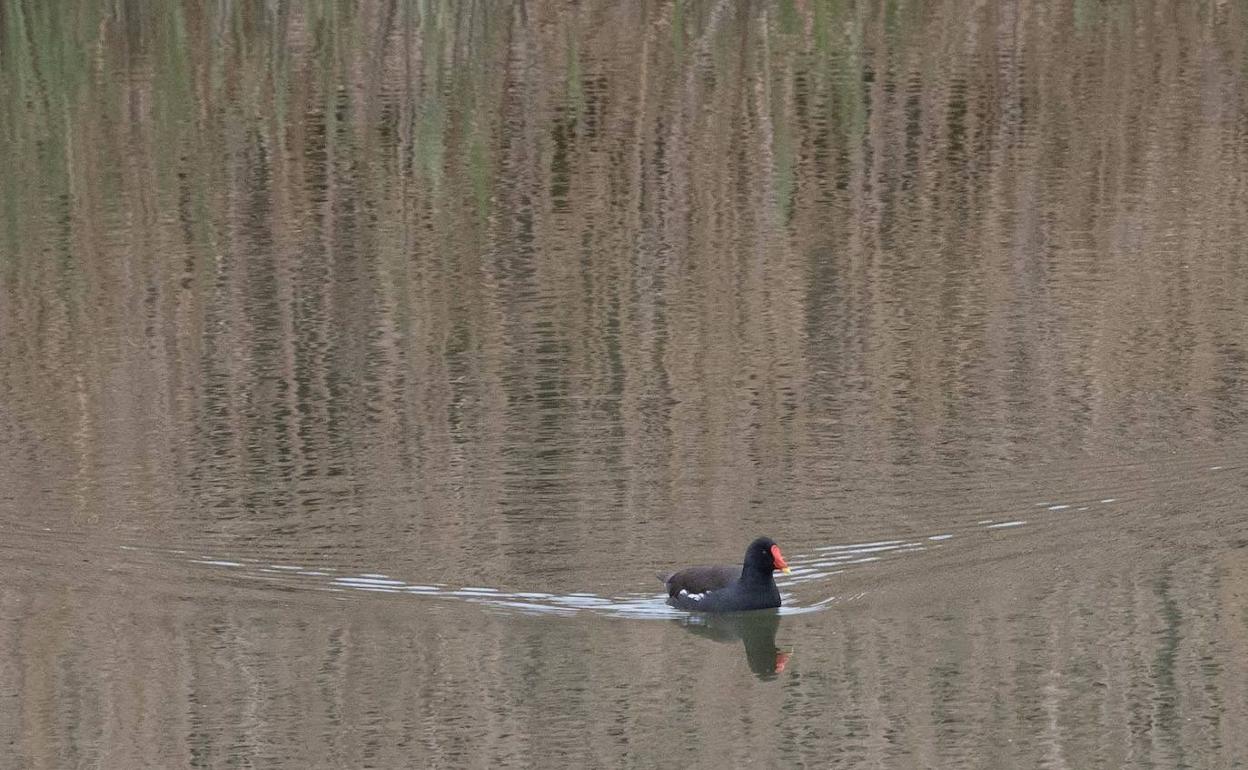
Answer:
657 537 791 613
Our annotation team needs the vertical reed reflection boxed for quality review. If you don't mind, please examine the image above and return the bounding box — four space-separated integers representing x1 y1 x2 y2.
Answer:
3 1 1246 529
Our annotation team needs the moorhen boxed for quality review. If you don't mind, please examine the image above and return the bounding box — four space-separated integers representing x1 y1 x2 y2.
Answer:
658 537 791 612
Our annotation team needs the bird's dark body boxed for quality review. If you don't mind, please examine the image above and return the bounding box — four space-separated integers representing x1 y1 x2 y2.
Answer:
658 537 788 613
659 565 738 596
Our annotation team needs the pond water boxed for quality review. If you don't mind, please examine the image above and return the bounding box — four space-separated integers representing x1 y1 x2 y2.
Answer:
3 1 1248 767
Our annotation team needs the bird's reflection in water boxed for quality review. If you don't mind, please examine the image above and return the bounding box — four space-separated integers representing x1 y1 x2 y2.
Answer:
676 610 790 680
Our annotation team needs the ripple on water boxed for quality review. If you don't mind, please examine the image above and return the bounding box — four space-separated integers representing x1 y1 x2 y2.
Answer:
137 488 1190 620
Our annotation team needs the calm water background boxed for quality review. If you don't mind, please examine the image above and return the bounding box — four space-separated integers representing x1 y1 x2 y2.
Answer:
3 1 1248 767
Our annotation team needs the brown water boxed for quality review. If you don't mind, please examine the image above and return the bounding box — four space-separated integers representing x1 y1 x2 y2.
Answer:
3 1 1248 767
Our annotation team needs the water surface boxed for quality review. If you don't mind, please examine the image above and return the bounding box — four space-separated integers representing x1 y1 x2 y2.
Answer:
3 1 1248 767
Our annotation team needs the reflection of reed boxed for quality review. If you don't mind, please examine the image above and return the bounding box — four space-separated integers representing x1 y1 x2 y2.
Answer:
3 2 1245 540
5 536 1247 766
1 1 1244 515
